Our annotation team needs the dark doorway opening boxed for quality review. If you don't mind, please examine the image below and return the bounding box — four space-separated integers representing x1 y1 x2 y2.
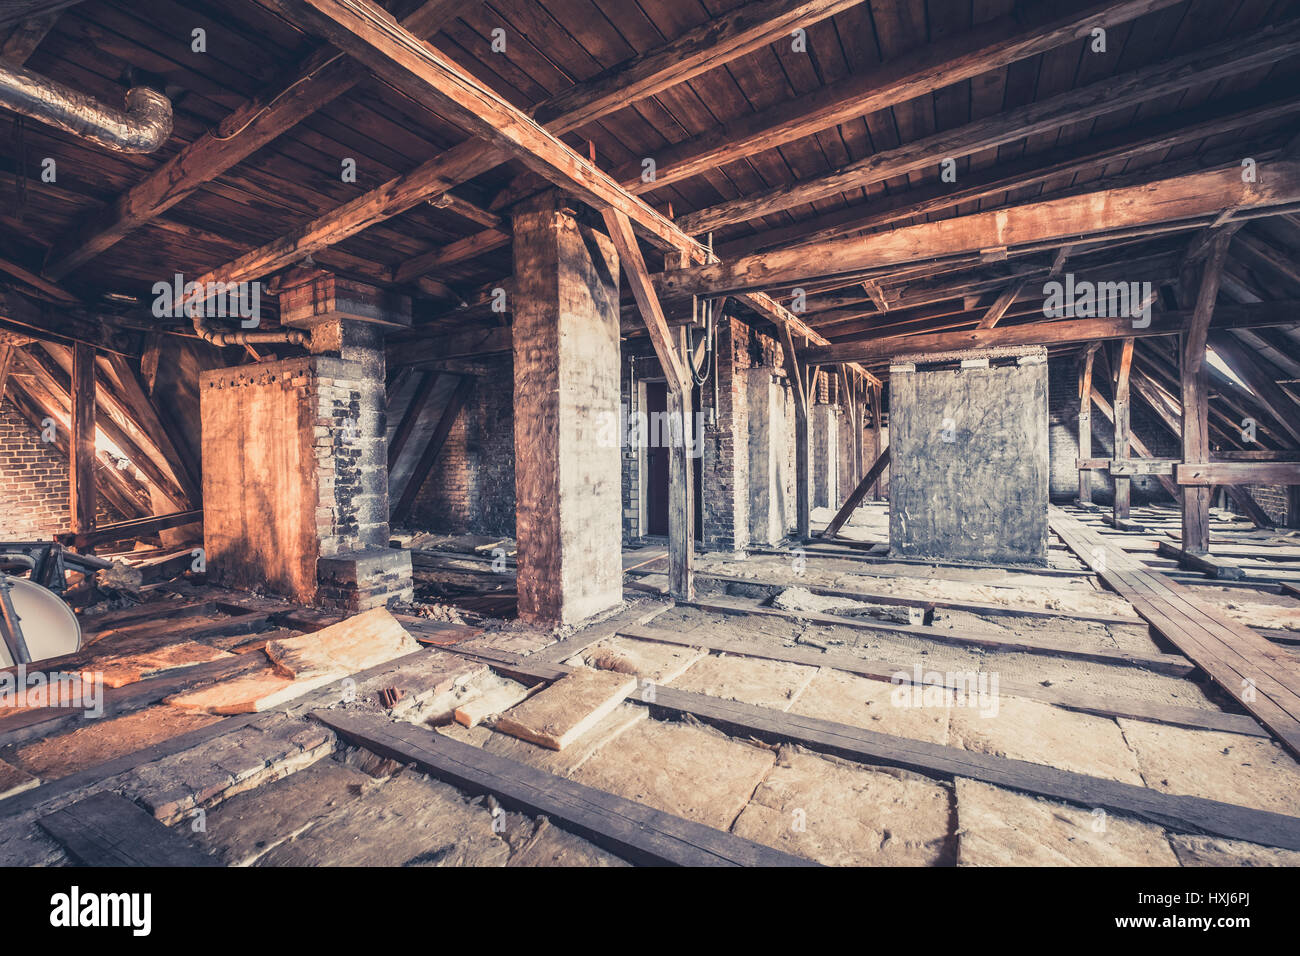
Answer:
643 380 704 541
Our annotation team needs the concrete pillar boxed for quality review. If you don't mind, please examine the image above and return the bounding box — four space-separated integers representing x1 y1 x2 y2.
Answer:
836 405 855 509
512 193 623 624
746 366 788 546
812 403 839 510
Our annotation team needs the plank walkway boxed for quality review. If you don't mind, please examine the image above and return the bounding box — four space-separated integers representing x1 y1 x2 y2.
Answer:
1050 507 1300 759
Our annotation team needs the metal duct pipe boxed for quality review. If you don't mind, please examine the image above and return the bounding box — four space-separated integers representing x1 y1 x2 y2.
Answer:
0 60 171 153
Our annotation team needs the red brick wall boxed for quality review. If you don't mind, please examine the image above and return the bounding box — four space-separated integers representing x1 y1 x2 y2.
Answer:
0 402 70 538
409 359 516 537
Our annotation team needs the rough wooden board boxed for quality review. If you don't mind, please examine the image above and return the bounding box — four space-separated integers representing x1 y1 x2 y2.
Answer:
788 669 952 745
1117 718 1300 816
948 696 1144 785
165 667 340 715
14 705 224 779
953 778 1179 866
495 668 638 751
265 607 419 679
731 746 954 866
668 654 817 712
440 703 647 776
571 718 776 831
196 758 385 866
0 757 38 801
1169 833 1300 866
569 635 705 684
80 641 235 688
38 791 219 867
453 675 533 728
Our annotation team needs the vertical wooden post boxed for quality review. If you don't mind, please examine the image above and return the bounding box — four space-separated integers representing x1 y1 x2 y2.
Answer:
1180 230 1234 554
1113 338 1135 521
1077 345 1096 505
781 324 811 540
69 341 96 536
668 323 695 598
602 208 693 600
0 345 14 403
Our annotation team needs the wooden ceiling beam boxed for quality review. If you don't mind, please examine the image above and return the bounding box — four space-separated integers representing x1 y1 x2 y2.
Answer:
0 12 58 64
41 0 471 279
0 286 137 356
218 0 865 289
614 0 1186 194
719 94 1300 259
216 0 880 387
801 302 1300 366
678 22 1300 235
653 163 1300 301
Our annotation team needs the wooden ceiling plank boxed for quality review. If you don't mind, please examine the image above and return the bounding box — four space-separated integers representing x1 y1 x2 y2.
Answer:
614 0 1187 194
677 22 1300 235
41 0 473 280
205 0 880 388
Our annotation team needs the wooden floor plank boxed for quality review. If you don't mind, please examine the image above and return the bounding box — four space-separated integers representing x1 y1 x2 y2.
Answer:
660 569 1140 625
613 622 1265 738
1051 508 1300 758
459 648 1300 851
683 596 1192 676
39 791 219 866
314 710 817 867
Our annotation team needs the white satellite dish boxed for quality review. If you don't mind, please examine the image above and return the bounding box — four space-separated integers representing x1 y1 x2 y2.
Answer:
0 577 82 667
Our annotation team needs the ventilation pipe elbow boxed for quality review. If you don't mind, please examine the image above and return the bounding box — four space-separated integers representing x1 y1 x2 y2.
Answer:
0 61 172 153
190 319 309 348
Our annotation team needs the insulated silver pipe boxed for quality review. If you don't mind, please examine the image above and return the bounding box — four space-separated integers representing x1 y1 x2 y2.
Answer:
0 60 171 153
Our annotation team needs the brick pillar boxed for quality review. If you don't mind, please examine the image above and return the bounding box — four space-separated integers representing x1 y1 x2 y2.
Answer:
746 366 788 546
200 272 413 610
512 193 623 624
701 316 750 553
812 403 839 509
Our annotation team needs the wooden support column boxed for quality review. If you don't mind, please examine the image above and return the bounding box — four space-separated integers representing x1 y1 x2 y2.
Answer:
1078 345 1097 505
1180 231 1234 553
1113 338 1135 520
602 208 695 600
780 324 812 540
69 342 96 536
511 194 625 623
0 345 13 402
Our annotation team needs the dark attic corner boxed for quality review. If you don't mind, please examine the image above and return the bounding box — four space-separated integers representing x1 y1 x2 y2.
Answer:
0 0 1298 926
